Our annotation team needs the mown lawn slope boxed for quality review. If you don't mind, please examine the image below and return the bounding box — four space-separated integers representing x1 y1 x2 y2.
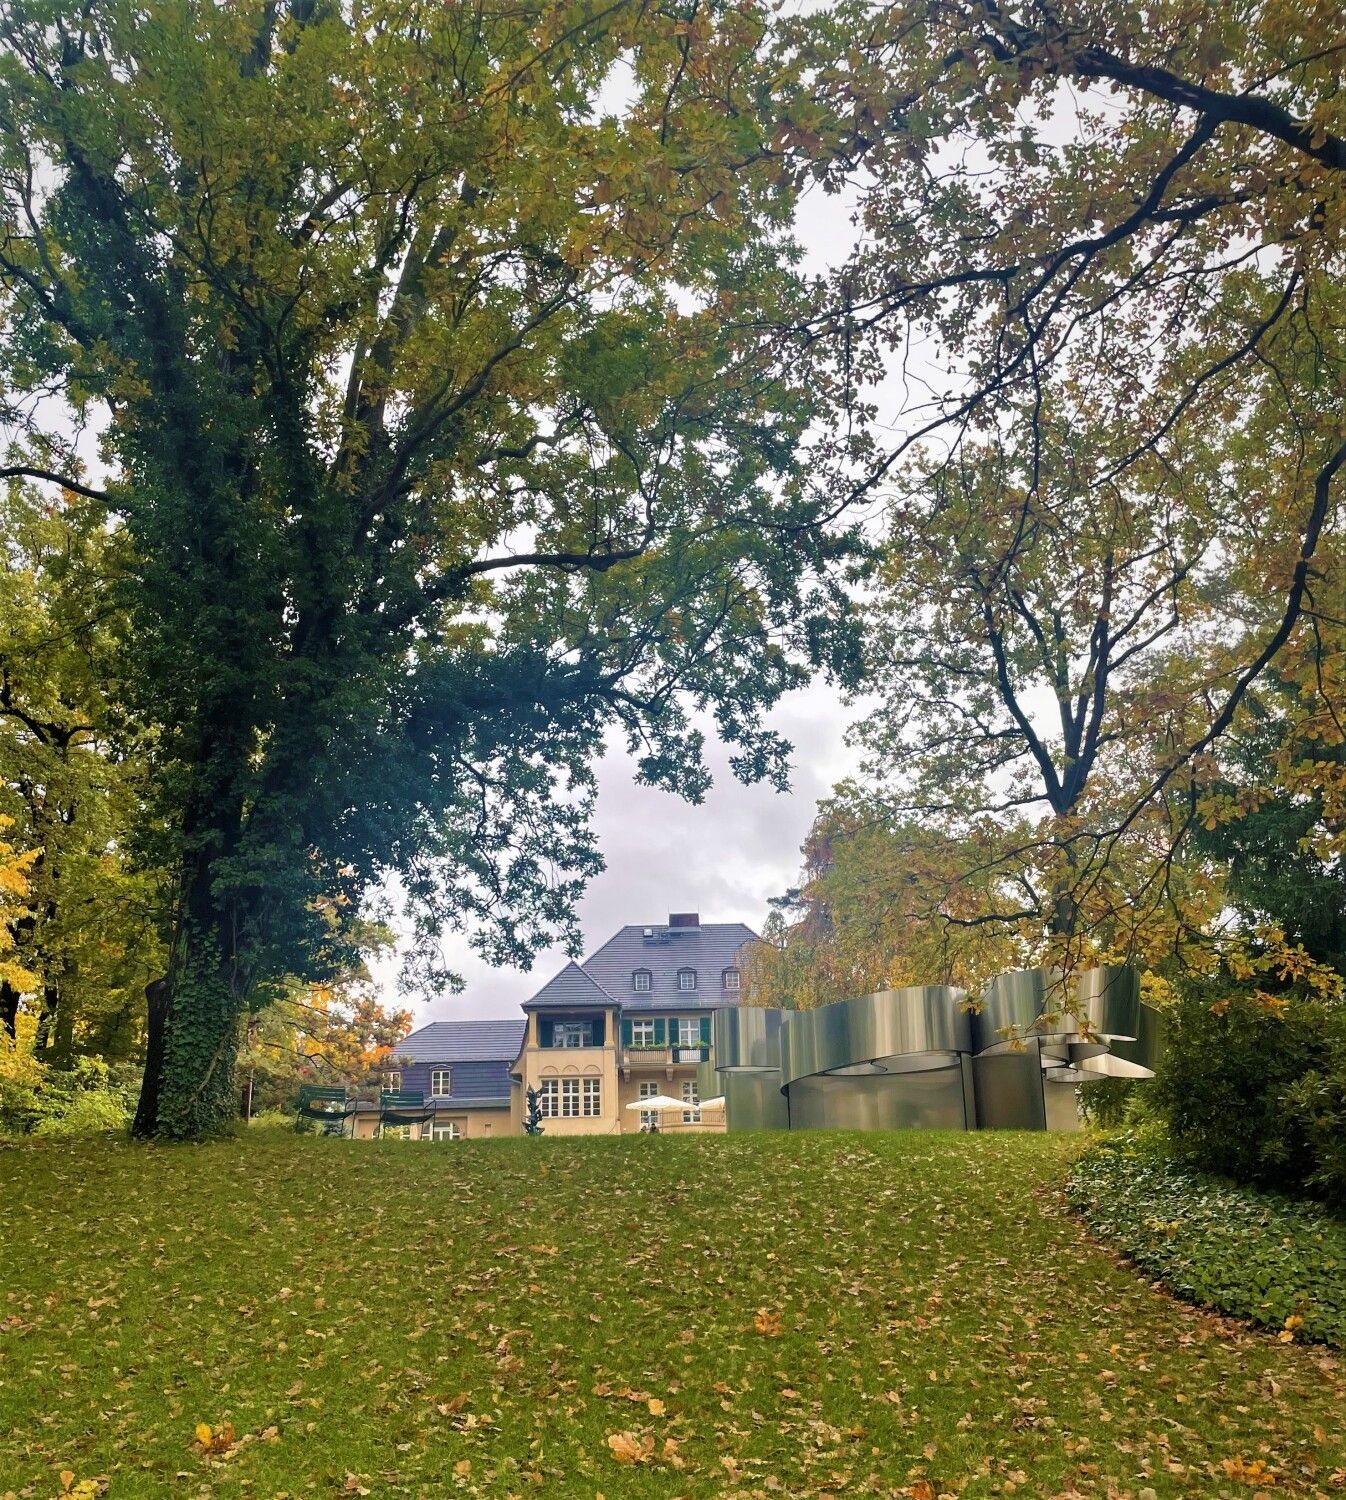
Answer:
1 1130 1342 1498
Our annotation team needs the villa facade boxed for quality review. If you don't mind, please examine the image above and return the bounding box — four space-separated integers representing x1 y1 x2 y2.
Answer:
364 913 753 1140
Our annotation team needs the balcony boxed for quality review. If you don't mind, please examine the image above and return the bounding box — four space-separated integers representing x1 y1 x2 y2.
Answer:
622 1043 709 1070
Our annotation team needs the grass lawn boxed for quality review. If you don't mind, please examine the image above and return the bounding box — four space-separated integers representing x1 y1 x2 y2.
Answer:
2 1130 1343 1500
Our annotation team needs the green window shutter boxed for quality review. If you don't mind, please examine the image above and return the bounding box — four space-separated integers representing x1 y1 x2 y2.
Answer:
622 1018 633 1047
653 1018 666 1046
699 1016 711 1047
539 1017 553 1048
592 1013 604 1045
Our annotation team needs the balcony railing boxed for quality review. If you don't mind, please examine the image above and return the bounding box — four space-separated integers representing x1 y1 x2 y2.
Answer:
623 1043 709 1065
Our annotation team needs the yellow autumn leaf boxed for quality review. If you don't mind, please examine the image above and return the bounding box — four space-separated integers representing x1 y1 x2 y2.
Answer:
754 1308 783 1336
647 1397 666 1416
194 1423 212 1446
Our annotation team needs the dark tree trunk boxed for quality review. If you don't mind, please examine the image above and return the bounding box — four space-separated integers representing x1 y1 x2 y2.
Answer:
132 857 249 1141
132 975 173 1138
0 981 18 1039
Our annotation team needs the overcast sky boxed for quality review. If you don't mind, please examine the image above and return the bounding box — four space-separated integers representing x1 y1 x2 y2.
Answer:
404 680 862 1021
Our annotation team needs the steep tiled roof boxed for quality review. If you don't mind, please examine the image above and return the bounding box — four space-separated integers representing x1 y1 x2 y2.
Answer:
522 960 617 1011
582 922 758 1011
396 1019 526 1063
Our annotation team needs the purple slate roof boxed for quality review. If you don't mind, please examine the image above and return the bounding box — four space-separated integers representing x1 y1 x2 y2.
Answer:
522 960 616 1011
558 920 759 1012
396 1018 526 1063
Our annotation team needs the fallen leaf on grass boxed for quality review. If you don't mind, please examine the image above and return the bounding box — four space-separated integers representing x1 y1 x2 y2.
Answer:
192 1422 236 1456
606 1431 654 1465
754 1308 782 1337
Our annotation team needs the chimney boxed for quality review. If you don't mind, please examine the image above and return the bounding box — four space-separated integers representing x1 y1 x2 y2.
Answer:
668 912 700 928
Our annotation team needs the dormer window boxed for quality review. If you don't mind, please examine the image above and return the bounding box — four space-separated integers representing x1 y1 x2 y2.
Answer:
677 968 697 991
632 968 652 992
722 967 741 991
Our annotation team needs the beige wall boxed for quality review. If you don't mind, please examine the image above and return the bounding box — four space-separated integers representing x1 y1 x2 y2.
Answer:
515 1007 622 1136
349 1105 507 1142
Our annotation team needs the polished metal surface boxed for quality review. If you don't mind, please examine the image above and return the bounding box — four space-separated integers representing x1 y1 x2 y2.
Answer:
707 963 1159 1136
713 1005 785 1071
789 1063 972 1131
971 1040 1049 1131
722 1068 790 1131
779 986 972 1088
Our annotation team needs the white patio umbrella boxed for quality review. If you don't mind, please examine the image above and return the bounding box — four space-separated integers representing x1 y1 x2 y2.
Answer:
698 1096 726 1110
624 1094 686 1112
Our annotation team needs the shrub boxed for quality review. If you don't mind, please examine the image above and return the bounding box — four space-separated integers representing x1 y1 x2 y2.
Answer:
1149 979 1346 1209
1 1053 137 1138
1077 1077 1137 1128
1277 1032 1346 1209
1068 1132 1346 1347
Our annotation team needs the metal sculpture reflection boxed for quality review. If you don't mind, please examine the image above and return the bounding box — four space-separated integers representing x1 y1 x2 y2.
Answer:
705 965 1159 1133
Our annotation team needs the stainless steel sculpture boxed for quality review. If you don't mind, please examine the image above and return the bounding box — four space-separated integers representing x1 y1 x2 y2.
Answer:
708 965 1159 1133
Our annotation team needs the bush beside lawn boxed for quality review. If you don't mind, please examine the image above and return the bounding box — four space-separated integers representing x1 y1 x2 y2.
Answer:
1068 1131 1346 1348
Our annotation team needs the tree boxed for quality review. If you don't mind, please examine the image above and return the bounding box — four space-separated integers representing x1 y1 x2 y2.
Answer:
523 1086 545 1136
744 807 1025 1007
0 0 849 1138
0 482 165 1051
773 0 1344 977
238 953 410 1118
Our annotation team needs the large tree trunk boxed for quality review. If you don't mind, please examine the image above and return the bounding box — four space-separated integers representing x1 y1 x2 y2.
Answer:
132 936 246 1140
133 847 250 1140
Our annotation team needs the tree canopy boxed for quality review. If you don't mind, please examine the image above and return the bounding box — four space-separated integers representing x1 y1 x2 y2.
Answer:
750 0 1344 999
0 0 853 1137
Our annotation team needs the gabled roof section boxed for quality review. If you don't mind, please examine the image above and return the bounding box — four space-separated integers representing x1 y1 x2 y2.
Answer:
523 960 617 1011
395 1018 526 1064
584 921 759 1011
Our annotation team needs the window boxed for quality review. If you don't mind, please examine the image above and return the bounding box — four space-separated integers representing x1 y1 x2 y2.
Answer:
430 1068 451 1098
682 1079 700 1124
537 1079 560 1118
383 1123 412 1141
383 1069 401 1091
677 968 697 991
430 1120 462 1142
632 969 652 992
560 1077 581 1118
582 1078 602 1117
638 1081 659 1130
676 1017 701 1047
630 1018 656 1047
722 967 741 992
553 1021 594 1048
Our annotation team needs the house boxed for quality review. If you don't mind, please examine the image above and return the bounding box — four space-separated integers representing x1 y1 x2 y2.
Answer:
508 912 755 1135
349 1018 525 1141
350 912 755 1140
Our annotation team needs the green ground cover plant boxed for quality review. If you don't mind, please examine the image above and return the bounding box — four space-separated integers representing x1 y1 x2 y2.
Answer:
1068 1132 1346 1349
2 1130 1343 1499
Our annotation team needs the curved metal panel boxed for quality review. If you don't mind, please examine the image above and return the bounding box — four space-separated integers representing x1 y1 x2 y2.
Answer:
722 1069 790 1131
1076 964 1141 1041
787 1063 972 1131
974 968 1053 1050
713 1006 785 1071
779 986 971 1088
972 1040 1048 1131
